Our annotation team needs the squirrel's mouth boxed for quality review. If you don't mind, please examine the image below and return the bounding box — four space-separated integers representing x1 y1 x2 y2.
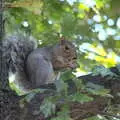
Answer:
67 63 77 69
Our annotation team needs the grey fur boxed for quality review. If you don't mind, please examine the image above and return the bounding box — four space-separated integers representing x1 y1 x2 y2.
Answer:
26 47 57 89
3 34 37 73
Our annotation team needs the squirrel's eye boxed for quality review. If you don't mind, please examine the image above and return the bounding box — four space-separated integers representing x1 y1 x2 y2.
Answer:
73 57 77 60
65 46 69 50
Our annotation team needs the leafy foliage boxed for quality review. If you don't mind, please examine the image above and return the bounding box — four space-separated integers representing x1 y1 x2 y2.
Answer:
92 65 118 79
86 83 111 96
40 97 56 118
51 104 71 120
69 92 93 103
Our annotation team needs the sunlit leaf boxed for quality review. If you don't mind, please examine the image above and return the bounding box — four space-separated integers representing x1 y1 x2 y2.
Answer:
78 3 89 11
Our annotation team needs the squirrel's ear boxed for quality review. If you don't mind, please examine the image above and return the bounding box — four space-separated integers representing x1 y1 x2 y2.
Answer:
60 36 66 45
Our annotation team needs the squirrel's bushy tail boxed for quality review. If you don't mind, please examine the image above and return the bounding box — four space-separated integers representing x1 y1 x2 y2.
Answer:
3 33 37 92
3 33 37 73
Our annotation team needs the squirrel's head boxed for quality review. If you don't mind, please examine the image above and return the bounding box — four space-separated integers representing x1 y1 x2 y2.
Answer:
52 37 77 70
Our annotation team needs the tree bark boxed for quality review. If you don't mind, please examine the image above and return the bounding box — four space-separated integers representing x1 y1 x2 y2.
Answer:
0 0 10 90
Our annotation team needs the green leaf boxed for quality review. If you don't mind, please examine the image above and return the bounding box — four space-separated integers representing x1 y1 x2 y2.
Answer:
92 65 118 79
40 98 56 118
55 79 68 95
86 82 111 96
69 92 93 103
51 104 71 120
73 78 85 91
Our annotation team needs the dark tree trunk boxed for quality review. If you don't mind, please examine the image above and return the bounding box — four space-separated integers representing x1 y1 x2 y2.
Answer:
0 0 10 90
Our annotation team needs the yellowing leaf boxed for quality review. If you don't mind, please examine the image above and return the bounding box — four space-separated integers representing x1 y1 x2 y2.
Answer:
95 56 116 67
78 3 89 11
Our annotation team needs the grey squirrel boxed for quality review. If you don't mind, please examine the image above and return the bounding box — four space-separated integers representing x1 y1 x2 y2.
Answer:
3 34 77 92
